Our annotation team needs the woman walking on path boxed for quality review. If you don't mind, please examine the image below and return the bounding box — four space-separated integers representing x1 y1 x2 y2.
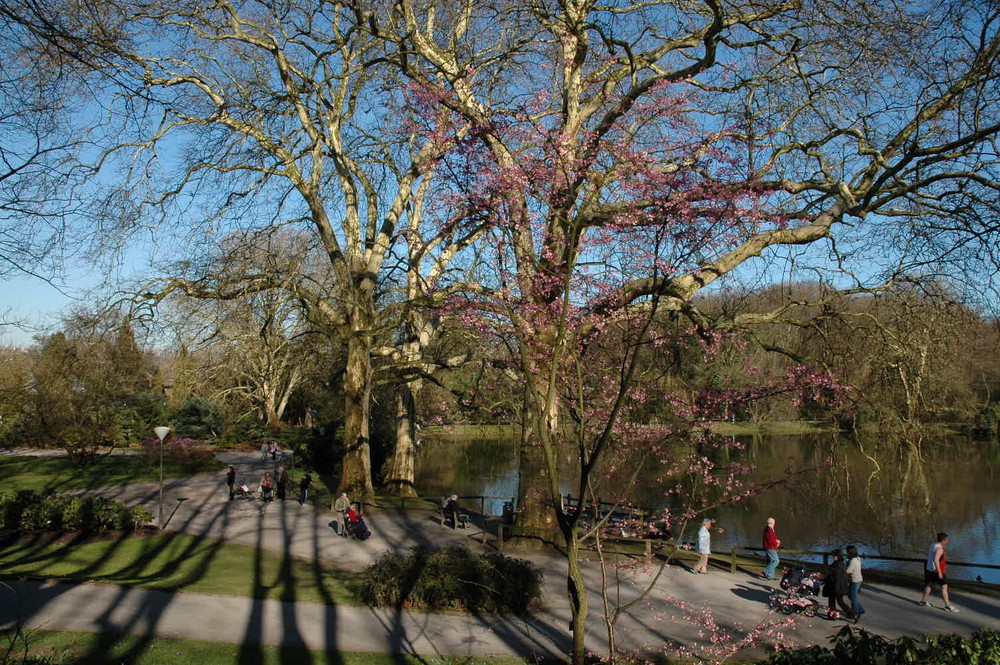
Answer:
821 549 855 621
846 545 865 619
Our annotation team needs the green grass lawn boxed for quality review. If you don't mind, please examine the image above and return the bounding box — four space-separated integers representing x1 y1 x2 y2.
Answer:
0 531 362 605
0 454 224 493
2 630 546 665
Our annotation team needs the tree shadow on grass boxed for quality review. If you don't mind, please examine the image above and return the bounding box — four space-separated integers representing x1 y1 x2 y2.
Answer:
3 450 573 663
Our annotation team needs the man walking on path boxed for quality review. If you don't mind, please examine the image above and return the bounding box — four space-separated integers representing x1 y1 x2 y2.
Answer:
762 517 781 580
332 492 350 536
226 465 236 501
919 532 959 612
299 471 313 506
693 518 713 574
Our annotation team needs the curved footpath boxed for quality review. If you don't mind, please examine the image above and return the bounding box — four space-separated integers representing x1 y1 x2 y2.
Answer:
2 450 998 660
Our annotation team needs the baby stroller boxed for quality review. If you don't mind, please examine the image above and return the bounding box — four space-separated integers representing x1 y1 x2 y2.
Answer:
233 484 256 502
346 515 371 540
769 566 821 616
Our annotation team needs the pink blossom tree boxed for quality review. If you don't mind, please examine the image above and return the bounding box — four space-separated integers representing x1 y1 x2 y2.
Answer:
368 0 1000 661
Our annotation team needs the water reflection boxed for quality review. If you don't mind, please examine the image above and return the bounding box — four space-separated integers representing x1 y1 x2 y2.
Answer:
413 438 519 515
414 433 1000 583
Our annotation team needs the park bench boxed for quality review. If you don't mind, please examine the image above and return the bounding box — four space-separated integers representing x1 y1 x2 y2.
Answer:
440 500 470 529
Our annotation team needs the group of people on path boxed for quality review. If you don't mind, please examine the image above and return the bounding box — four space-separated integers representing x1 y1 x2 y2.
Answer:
761 519 958 618
225 460 313 506
225 458 370 539
818 546 864 621
693 515 960 621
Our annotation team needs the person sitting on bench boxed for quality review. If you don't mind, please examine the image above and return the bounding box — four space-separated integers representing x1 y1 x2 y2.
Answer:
442 495 468 529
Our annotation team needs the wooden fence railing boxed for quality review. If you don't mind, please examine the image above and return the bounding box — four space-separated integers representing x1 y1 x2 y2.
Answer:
733 546 1000 576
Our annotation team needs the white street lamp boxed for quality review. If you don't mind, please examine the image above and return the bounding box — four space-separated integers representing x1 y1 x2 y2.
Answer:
154 426 170 529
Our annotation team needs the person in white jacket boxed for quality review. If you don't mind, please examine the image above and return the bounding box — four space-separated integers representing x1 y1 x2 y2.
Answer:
693 518 714 574
846 545 865 619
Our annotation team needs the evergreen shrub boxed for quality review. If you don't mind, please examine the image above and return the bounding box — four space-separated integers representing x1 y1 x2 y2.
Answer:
360 545 543 614
173 397 224 440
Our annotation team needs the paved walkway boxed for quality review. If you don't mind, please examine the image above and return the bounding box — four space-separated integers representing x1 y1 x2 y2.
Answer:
2 450 998 661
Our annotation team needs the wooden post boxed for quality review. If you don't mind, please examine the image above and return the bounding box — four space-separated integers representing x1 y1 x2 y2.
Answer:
480 496 487 546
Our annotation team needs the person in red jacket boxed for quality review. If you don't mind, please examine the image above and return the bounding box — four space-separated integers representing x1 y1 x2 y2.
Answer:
762 517 781 580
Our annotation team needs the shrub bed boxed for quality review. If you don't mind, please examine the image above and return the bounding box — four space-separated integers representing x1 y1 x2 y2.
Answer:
0 490 150 535
141 438 218 474
360 546 543 614
768 625 1000 664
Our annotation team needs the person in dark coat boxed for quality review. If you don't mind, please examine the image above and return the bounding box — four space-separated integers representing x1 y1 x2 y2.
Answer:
443 495 461 528
226 465 236 500
298 471 313 505
821 549 855 620
275 466 289 500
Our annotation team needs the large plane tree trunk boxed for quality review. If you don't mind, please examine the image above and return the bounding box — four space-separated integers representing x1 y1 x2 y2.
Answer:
386 378 421 497
339 305 376 499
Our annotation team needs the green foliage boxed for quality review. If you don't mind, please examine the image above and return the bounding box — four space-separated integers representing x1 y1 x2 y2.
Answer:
18 496 69 532
128 504 152 527
217 416 268 448
768 626 1000 664
973 403 1000 439
0 491 37 531
173 397 224 440
61 497 93 531
0 491 147 534
360 546 543 614
11 321 160 453
290 422 343 476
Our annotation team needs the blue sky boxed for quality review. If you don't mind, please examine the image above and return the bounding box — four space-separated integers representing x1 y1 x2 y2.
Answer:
0 236 161 347
0 272 100 346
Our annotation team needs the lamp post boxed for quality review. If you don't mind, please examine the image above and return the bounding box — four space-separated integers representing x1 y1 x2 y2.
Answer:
154 426 170 529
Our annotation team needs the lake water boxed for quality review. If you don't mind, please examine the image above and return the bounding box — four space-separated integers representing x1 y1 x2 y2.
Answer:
413 433 1000 584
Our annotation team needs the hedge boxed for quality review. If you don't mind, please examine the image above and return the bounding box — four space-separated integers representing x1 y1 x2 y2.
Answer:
0 490 151 535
